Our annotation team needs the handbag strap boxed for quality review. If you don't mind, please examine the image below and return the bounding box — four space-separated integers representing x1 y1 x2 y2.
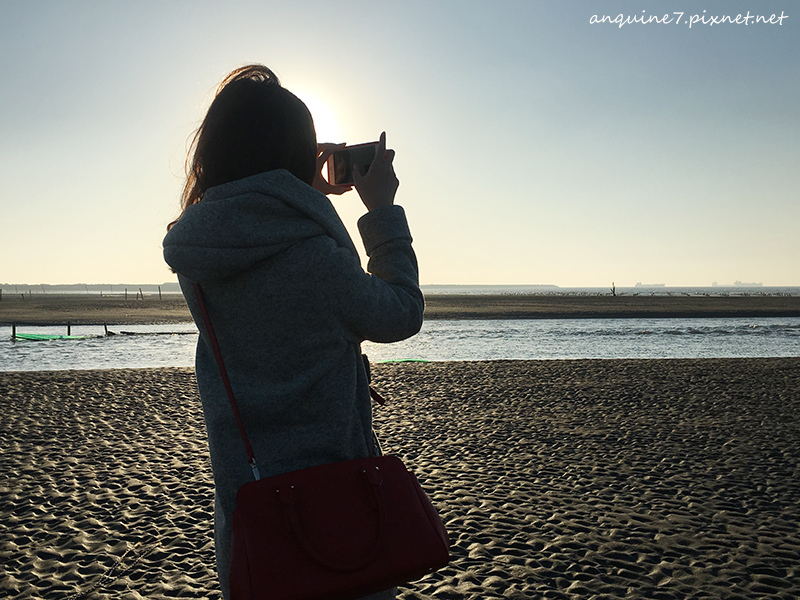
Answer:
192 282 260 480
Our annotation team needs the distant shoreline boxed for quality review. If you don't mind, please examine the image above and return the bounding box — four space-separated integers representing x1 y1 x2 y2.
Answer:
2 293 800 325
423 294 800 320
3 283 798 295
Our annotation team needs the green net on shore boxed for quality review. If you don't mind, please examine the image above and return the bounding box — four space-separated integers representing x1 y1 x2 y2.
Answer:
377 358 430 363
12 333 94 341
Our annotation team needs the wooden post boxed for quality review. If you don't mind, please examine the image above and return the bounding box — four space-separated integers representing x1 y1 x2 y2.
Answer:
125 288 128 300
139 287 144 300
11 323 16 341
158 285 162 300
104 323 109 336
67 322 71 336
0 288 3 301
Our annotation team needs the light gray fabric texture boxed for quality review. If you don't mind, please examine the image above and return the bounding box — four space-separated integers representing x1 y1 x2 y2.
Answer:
162 169 421 599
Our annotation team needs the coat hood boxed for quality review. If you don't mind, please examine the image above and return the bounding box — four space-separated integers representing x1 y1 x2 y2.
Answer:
163 169 359 282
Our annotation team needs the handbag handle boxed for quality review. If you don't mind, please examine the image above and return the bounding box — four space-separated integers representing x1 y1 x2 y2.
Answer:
192 282 260 480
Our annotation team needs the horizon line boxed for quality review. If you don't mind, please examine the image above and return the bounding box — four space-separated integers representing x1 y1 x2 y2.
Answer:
2 282 799 289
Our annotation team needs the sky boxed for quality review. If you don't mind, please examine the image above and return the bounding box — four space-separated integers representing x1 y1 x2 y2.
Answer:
1 0 797 287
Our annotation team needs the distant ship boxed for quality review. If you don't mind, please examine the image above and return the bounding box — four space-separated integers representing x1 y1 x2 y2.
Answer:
635 282 666 287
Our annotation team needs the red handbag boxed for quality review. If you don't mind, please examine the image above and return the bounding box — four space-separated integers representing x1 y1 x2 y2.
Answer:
193 284 450 600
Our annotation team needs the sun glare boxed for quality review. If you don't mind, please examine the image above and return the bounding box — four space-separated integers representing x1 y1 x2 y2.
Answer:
294 89 344 144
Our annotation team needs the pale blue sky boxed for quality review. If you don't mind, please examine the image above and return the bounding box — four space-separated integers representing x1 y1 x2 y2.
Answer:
1 0 797 286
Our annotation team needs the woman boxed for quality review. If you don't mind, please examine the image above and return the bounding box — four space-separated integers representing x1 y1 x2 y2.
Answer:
163 65 423 599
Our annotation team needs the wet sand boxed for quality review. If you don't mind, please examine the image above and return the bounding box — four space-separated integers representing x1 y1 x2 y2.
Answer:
1 293 799 325
2 359 799 599
423 294 800 320
0 295 192 326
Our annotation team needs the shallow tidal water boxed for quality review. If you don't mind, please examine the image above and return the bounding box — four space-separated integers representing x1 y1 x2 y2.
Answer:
1 317 798 372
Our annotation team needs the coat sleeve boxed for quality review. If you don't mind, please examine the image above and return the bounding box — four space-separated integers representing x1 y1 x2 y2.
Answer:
324 204 424 344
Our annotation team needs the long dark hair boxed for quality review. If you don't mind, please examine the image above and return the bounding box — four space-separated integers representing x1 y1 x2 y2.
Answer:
171 65 317 227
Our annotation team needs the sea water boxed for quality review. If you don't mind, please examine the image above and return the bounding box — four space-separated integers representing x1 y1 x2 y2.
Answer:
1 317 798 372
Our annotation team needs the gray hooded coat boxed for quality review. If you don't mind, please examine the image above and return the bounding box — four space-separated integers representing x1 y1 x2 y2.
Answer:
162 169 423 598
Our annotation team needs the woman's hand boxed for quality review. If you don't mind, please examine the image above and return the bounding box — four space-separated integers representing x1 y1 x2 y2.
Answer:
312 143 353 196
353 132 399 212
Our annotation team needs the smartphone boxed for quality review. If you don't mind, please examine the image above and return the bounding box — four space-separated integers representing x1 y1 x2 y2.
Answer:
327 141 379 186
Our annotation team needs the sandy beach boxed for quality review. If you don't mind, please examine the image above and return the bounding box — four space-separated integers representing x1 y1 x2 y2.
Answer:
2 359 799 599
1 293 799 325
